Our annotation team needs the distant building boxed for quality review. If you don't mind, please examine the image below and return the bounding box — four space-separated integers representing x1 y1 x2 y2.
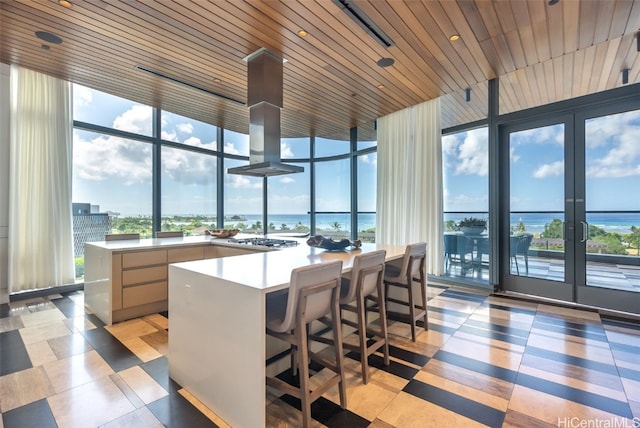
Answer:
72 203 113 257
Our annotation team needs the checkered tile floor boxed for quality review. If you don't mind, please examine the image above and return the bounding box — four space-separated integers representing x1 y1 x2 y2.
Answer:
1 285 639 427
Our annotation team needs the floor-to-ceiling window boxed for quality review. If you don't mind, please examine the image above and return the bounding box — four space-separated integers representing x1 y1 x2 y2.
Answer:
267 137 310 235
441 127 489 284
72 86 154 278
160 111 218 234
71 85 375 280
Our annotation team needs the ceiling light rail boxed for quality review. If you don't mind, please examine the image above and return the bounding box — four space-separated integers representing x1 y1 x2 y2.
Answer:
333 0 394 48
135 66 245 105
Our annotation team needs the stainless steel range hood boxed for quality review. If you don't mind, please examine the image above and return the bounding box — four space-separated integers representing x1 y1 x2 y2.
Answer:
228 48 303 177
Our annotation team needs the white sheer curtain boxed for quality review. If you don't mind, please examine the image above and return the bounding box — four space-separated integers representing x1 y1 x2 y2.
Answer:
376 98 443 275
9 66 74 292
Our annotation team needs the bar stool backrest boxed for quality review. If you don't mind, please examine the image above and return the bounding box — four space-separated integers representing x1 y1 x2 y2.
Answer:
105 233 140 241
399 242 427 279
155 231 184 238
269 260 343 333
341 250 386 304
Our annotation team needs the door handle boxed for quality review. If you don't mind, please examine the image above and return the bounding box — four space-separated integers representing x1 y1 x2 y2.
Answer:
580 221 589 243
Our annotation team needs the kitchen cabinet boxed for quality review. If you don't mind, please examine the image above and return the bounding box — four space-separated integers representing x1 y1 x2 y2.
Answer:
84 236 260 325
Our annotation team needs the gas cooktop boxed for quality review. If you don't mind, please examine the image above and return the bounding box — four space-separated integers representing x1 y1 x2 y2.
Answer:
227 237 299 248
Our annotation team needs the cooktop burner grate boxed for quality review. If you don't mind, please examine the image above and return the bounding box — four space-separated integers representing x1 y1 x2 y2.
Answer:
228 237 299 248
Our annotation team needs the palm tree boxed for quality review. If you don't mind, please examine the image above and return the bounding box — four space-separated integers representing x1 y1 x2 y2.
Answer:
331 221 341 231
630 226 640 256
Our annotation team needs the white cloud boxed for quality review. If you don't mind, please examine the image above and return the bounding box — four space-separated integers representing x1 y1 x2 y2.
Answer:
512 125 563 146
444 192 488 212
161 150 215 185
510 146 520 163
73 85 92 108
442 129 488 175
161 130 177 141
281 142 294 158
112 105 153 135
177 123 193 134
454 128 488 176
73 132 152 185
224 142 240 155
183 136 202 146
227 174 261 189
74 128 215 187
268 193 310 214
359 154 377 166
533 160 564 178
279 177 295 184
585 112 640 178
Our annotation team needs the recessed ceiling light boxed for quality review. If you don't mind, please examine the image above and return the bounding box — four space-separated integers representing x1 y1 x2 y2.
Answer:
41 44 51 50
213 78 221 83
35 31 63 44
449 34 460 41
376 57 394 68
58 0 72 8
377 84 385 89
297 30 308 37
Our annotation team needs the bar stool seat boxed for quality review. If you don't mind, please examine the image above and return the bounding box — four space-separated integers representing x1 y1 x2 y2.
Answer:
312 250 389 385
383 242 428 342
265 260 347 428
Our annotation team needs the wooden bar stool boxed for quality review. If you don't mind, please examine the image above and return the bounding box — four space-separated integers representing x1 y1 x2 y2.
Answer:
338 250 389 384
383 242 428 342
265 260 347 428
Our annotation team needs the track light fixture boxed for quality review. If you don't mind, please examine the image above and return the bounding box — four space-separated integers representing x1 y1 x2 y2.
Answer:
622 69 629 85
465 87 471 102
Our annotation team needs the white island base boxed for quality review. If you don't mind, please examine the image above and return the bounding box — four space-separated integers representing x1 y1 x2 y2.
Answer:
168 244 406 428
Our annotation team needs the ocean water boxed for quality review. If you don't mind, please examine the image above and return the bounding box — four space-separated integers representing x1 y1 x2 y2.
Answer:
224 213 375 231
445 212 639 235
225 212 639 234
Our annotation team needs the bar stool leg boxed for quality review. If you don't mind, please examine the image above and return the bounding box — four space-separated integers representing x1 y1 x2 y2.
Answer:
297 322 312 428
420 274 428 331
331 296 347 408
377 280 390 366
356 292 369 384
406 273 417 342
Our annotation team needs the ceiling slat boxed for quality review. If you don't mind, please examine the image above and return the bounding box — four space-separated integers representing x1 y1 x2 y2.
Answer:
1 0 638 141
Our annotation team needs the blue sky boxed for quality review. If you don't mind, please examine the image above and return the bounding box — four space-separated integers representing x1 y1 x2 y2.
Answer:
443 110 640 213
73 84 639 218
72 84 376 216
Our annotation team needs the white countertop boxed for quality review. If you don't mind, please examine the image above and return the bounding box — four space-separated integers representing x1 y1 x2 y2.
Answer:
83 234 283 251
170 242 406 293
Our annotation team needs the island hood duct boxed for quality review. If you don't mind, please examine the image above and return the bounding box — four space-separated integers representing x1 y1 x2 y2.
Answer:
228 48 304 177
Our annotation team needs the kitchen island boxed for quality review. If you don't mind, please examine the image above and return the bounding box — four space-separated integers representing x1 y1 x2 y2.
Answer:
84 235 271 325
168 243 406 428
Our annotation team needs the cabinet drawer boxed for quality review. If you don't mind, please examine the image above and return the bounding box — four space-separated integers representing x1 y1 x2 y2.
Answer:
204 246 218 259
168 246 204 263
216 247 254 258
122 265 167 286
122 250 167 269
122 281 167 308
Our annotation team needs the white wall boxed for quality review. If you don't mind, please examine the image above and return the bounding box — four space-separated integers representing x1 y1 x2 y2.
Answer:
0 62 9 302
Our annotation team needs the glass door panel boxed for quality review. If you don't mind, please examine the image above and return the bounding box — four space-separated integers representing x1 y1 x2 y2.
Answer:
502 121 574 301
509 124 566 281
582 110 640 295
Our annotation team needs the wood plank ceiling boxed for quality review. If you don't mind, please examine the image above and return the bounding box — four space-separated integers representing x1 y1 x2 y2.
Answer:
1 0 639 141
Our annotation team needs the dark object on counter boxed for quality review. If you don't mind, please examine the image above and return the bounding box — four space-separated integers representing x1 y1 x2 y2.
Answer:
205 229 239 238
306 235 362 251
